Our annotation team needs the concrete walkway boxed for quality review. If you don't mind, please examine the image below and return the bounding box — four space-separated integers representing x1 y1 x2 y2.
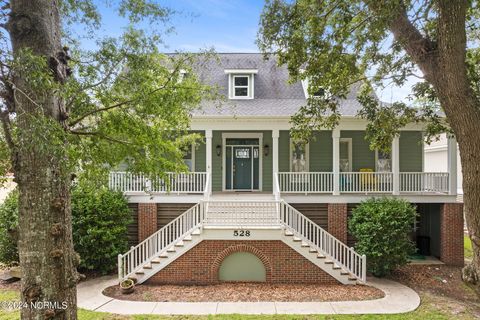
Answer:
77 276 420 315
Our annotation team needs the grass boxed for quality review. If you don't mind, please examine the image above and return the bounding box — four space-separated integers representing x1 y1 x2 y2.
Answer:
0 288 478 319
465 235 473 260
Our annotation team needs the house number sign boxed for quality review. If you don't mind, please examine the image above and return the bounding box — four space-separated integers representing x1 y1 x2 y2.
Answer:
233 230 251 237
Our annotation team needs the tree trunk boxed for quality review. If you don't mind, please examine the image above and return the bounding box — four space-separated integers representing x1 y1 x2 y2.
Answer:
8 1 78 319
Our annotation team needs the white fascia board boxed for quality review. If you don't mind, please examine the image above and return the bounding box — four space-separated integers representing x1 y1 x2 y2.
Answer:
224 69 258 74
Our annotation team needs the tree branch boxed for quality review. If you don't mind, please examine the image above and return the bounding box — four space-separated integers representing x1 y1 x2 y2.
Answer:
69 129 134 145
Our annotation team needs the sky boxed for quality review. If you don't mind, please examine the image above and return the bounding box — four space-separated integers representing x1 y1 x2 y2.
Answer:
90 0 417 102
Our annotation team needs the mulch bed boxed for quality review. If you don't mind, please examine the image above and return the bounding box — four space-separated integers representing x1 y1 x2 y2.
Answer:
390 264 479 303
103 282 385 302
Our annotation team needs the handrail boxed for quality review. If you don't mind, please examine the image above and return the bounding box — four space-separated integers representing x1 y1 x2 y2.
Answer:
117 201 205 281
279 200 366 283
109 171 208 193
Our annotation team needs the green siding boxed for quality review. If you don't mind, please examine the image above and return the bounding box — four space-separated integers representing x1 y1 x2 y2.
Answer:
340 131 375 171
219 252 266 282
400 131 423 172
310 131 333 171
279 131 290 172
211 131 273 192
194 131 206 172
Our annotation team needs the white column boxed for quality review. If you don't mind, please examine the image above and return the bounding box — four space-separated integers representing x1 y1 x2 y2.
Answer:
205 129 213 195
332 128 340 195
392 135 400 195
447 135 458 195
272 129 280 199
272 130 279 177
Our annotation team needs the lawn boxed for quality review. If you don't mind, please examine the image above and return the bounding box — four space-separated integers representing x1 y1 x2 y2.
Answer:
465 235 473 260
0 285 478 320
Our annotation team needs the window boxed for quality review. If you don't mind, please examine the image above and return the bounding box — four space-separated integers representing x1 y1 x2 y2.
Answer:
290 141 309 172
233 75 249 97
182 145 195 171
376 150 391 172
339 138 352 172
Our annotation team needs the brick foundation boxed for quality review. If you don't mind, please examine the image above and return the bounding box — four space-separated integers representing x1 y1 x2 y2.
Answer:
328 203 348 244
146 240 339 285
138 203 157 242
440 203 464 266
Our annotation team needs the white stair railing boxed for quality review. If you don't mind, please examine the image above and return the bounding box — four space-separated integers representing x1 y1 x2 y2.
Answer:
118 201 205 281
109 171 208 193
279 201 367 283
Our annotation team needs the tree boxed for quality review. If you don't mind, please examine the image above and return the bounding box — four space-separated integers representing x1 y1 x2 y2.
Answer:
0 1 214 319
258 0 480 285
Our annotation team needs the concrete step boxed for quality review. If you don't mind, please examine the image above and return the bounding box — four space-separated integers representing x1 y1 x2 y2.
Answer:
143 264 152 270
285 230 294 236
183 235 192 241
317 254 326 259
166 247 176 253
309 247 317 253
135 270 144 275
159 252 169 258
293 237 302 242
151 259 161 264
191 229 201 235
301 242 309 247
175 241 184 247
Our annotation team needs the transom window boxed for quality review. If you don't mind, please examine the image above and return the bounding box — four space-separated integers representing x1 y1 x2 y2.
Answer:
233 75 249 97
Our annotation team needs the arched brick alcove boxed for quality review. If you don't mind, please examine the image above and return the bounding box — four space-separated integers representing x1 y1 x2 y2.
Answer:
211 244 272 282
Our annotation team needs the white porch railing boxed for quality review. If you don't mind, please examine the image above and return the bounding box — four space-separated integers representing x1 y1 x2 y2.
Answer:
400 172 449 193
279 201 366 283
118 201 206 280
278 172 334 193
340 172 393 193
109 171 207 193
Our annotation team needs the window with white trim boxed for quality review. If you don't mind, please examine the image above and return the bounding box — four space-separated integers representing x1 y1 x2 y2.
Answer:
375 150 391 172
290 141 309 172
182 145 195 172
228 74 254 99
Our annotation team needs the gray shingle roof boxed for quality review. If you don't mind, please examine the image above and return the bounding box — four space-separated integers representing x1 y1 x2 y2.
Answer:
191 53 362 117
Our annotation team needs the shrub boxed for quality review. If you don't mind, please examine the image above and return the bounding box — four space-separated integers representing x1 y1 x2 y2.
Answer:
0 184 132 274
72 184 132 274
349 197 417 277
0 189 18 264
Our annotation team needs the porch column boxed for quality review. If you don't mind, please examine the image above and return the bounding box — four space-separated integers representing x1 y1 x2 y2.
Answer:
447 135 458 196
392 135 400 195
205 129 213 194
332 128 340 195
272 129 279 182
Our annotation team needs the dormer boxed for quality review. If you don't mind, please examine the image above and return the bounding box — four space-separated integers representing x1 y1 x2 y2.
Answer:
224 69 258 99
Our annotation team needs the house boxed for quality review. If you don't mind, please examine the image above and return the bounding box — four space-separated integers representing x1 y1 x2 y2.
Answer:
110 53 464 286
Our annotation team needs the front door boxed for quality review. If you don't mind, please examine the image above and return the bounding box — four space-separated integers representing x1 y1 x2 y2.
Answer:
225 138 260 191
233 147 252 189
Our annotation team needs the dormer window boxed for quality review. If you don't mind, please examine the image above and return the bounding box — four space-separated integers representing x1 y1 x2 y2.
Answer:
233 75 249 97
225 69 257 99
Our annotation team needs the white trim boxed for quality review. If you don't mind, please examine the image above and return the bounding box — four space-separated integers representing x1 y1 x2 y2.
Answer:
221 132 263 192
224 69 258 74
289 140 310 172
339 138 352 172
282 194 459 204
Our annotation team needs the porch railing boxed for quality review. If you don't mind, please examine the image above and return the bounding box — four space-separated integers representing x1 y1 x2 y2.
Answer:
278 172 334 193
204 200 280 227
109 171 207 193
400 172 449 193
340 172 393 193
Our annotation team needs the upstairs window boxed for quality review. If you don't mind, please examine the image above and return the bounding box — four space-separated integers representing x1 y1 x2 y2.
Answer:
225 69 257 99
233 75 249 97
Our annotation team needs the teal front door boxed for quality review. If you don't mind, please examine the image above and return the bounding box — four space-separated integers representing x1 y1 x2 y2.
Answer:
233 146 252 189
225 138 260 191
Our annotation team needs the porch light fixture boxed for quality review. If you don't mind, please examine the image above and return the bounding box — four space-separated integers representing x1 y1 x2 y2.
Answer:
216 145 222 156
264 144 270 156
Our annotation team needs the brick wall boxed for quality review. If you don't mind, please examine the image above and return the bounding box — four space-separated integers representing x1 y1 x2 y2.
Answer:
146 240 338 285
138 203 157 242
440 203 464 266
328 203 348 244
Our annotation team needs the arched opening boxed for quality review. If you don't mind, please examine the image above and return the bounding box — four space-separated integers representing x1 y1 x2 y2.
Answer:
218 251 266 282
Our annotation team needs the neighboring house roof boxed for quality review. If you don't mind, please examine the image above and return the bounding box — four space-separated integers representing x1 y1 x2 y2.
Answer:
191 53 364 117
